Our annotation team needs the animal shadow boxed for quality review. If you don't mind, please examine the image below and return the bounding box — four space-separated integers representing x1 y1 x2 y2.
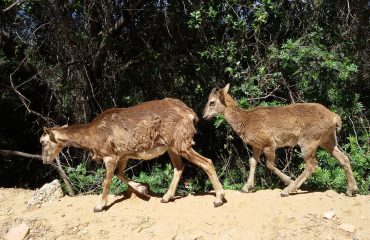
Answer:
103 185 152 211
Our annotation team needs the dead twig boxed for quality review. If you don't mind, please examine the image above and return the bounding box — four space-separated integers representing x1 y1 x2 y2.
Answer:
246 85 281 101
8 57 53 124
0 148 75 196
53 155 75 196
0 149 42 160
2 0 25 12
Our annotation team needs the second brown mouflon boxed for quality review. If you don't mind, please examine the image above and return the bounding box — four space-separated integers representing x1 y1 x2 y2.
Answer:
203 83 358 197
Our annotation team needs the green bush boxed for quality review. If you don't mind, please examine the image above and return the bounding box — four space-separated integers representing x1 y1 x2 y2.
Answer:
64 163 104 194
109 176 128 195
60 15 369 198
132 163 174 194
307 134 369 195
344 135 370 194
63 163 127 195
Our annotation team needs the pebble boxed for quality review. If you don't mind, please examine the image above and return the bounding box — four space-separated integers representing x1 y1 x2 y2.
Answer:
338 223 356 233
5 223 29 240
323 210 336 220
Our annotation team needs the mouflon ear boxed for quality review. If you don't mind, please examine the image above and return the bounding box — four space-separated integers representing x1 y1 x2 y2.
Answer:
44 127 57 143
218 83 230 105
223 83 230 94
49 130 57 143
211 87 217 94
44 128 57 143
43 127 51 134
219 89 226 105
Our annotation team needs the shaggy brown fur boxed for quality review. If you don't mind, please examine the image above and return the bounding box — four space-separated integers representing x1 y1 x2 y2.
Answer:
40 98 225 212
203 84 358 197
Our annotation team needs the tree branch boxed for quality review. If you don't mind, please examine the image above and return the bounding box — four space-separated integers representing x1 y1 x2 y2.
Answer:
246 85 281 101
8 57 54 124
0 149 76 196
2 0 26 12
0 149 42 160
53 155 75 196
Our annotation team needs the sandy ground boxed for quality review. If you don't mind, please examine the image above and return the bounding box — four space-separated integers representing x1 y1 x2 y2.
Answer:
0 188 369 240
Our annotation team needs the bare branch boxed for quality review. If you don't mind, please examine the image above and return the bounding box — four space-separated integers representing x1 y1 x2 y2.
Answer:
0 149 42 160
2 0 25 12
0 149 76 196
8 57 54 124
83 65 103 112
246 85 281 101
53 155 75 196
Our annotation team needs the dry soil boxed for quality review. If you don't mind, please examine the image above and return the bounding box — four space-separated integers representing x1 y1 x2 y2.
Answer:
0 188 369 240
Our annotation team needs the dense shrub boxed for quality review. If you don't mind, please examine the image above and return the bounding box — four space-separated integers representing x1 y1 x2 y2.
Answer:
1 0 368 196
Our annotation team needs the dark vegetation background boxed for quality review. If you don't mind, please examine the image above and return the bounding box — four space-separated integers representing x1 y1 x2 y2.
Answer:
1 0 369 195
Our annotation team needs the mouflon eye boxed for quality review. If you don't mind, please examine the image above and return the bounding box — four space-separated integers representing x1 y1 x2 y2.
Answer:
209 101 216 106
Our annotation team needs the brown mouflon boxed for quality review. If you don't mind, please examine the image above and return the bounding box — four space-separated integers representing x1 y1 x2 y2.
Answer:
41 98 225 212
203 84 358 197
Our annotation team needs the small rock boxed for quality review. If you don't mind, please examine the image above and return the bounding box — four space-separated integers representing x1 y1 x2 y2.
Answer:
5 223 29 240
338 223 356 233
323 210 336 220
351 235 360 240
27 179 64 208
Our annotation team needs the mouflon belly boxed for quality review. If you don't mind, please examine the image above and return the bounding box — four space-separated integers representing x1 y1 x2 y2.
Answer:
127 145 168 160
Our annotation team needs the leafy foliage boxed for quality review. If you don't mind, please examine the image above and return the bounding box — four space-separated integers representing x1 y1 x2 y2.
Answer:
307 135 370 194
0 0 368 196
132 163 173 195
64 163 105 194
64 163 128 195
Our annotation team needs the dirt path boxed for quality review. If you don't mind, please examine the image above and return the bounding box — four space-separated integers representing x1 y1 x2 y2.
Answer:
0 188 369 240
